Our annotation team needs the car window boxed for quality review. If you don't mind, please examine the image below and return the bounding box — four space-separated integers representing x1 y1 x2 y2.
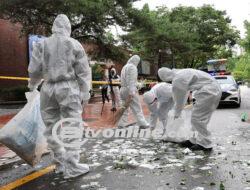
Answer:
214 76 236 84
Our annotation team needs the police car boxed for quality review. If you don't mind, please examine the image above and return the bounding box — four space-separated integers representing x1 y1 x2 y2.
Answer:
214 74 241 107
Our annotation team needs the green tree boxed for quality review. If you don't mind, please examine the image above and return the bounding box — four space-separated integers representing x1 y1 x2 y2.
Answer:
0 0 139 61
233 54 250 80
233 20 250 80
241 21 250 52
0 0 137 39
123 4 239 68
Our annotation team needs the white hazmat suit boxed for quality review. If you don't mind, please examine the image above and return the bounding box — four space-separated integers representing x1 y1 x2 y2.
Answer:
109 67 122 107
143 83 173 129
28 14 91 178
158 68 222 149
118 55 149 128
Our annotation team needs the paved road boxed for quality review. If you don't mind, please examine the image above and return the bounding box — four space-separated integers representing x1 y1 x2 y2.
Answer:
0 86 250 190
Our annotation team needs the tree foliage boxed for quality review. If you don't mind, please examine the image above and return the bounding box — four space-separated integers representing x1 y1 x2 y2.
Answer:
233 20 250 80
122 4 239 68
241 21 250 53
0 0 136 39
0 0 138 61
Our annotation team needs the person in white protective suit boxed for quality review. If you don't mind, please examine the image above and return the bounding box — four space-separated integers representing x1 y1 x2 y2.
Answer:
28 14 91 178
117 55 149 128
158 68 222 151
109 66 122 110
143 82 174 129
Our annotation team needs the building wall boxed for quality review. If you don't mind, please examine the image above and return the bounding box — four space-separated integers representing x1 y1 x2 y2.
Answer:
0 19 28 88
0 20 135 89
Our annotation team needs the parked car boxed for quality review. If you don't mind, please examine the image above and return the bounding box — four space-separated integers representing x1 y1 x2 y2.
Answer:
214 75 241 107
192 75 241 107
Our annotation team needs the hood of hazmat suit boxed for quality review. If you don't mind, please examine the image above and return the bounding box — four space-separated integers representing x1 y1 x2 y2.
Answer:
28 14 91 178
158 67 175 82
52 14 71 37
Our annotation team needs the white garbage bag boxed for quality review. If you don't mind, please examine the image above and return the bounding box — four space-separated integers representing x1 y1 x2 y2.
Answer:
0 90 47 166
163 110 192 143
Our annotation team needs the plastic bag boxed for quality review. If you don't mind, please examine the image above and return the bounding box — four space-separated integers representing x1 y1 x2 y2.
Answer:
163 110 191 143
0 90 47 166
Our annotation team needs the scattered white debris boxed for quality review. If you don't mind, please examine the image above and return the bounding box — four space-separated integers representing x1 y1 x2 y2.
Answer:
81 184 90 189
185 155 205 159
85 173 102 180
135 174 143 178
199 166 212 170
128 159 139 167
105 166 112 171
182 148 192 154
113 139 125 144
174 163 183 167
139 149 156 155
89 162 101 167
12 165 19 168
206 163 216 166
109 148 120 154
167 158 182 163
90 182 100 186
122 149 139 155
140 163 157 170
59 180 67 184
191 174 201 179
192 187 204 190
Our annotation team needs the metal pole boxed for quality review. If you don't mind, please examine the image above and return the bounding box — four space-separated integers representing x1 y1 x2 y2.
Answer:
158 49 162 69
172 53 174 68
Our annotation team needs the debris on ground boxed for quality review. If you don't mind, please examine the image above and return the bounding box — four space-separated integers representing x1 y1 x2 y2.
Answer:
241 112 248 122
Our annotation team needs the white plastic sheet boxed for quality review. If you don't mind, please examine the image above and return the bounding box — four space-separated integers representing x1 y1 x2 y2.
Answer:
163 110 192 143
0 90 47 166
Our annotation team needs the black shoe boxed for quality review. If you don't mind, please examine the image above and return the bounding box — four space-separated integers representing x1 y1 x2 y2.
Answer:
190 144 213 152
110 107 117 112
180 140 195 148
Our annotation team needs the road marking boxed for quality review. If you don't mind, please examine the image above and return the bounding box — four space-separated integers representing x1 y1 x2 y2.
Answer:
0 165 56 190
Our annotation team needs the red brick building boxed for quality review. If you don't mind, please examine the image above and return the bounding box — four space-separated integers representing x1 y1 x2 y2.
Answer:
0 19 28 88
0 19 156 89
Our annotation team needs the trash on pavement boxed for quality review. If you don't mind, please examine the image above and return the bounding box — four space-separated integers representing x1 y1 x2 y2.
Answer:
182 148 192 154
192 187 204 190
199 166 212 170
